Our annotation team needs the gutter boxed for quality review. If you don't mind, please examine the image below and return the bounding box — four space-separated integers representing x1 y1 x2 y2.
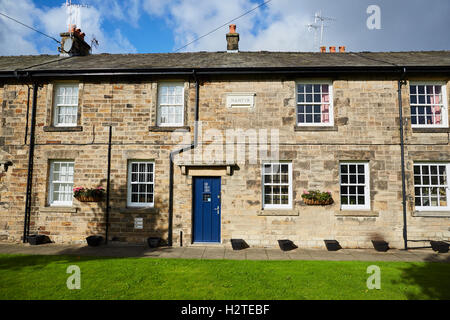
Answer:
2 66 450 79
398 67 408 250
168 70 200 246
104 125 112 244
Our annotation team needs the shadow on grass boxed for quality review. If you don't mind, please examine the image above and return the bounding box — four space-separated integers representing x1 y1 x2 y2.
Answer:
0 245 178 271
395 253 450 299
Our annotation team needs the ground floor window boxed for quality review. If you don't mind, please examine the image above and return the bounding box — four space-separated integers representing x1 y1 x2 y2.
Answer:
414 163 450 210
127 160 154 207
262 162 292 209
48 160 74 206
340 162 370 210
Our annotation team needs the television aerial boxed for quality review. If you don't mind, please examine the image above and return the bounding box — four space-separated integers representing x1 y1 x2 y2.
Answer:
307 10 335 50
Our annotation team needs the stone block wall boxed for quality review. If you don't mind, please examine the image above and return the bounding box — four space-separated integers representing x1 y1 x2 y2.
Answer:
0 76 449 248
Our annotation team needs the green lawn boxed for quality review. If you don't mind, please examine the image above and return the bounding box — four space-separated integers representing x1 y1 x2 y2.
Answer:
0 254 449 299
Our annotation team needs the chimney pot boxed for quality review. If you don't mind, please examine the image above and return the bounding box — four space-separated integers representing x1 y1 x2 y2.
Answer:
226 24 239 52
329 46 336 53
339 46 346 52
320 46 326 53
59 26 91 56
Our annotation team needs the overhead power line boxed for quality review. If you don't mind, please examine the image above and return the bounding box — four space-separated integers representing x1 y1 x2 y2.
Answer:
0 11 60 43
174 0 272 52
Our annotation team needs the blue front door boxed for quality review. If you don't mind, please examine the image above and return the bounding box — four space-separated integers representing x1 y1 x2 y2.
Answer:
193 177 221 243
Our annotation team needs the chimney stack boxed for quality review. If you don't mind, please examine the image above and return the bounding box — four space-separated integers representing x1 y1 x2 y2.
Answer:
320 46 326 53
58 25 91 56
226 24 239 52
339 46 346 53
329 46 336 53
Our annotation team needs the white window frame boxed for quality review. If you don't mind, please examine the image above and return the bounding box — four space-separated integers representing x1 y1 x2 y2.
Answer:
127 160 155 208
296 80 334 127
53 83 79 127
339 162 370 210
157 82 184 127
413 162 450 211
262 162 293 210
409 81 448 128
48 160 74 206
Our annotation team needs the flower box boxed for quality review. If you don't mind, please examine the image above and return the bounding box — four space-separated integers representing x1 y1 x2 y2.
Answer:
27 234 50 245
231 239 249 250
430 241 449 253
302 190 334 206
147 237 161 248
324 240 341 251
75 195 103 202
86 235 103 246
371 240 390 252
278 239 298 251
303 198 334 206
73 186 105 202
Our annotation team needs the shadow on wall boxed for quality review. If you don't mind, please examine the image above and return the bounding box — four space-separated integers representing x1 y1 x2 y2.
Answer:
394 254 450 299
78 178 168 245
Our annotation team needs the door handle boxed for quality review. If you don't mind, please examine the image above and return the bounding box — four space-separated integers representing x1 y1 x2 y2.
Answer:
213 206 220 214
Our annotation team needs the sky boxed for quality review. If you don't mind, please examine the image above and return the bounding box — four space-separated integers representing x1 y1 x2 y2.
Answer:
0 0 449 56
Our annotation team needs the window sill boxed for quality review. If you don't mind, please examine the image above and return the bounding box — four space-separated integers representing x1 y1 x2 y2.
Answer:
40 206 78 213
412 211 450 217
412 127 449 133
258 209 299 216
335 210 378 217
149 126 190 132
43 126 83 132
117 207 159 214
294 126 338 132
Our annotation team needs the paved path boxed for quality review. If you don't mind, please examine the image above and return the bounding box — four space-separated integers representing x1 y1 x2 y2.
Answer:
0 242 448 263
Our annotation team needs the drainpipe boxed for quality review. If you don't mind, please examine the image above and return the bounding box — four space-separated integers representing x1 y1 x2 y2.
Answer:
24 85 31 144
398 68 408 250
23 83 38 243
168 70 200 246
104 125 112 244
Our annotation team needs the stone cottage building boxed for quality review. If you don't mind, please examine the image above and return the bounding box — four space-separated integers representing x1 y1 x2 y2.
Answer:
0 26 449 249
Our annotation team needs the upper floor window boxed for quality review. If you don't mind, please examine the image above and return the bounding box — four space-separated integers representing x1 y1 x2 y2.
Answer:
262 162 292 209
48 160 74 206
157 83 184 126
410 83 448 128
53 83 79 126
296 82 333 126
127 160 155 207
414 163 449 211
340 162 370 210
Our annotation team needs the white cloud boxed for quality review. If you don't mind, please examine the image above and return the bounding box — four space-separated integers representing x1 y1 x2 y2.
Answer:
0 0 41 55
0 0 136 56
141 0 315 52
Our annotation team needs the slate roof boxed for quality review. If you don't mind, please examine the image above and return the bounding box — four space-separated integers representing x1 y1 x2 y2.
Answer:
0 51 450 74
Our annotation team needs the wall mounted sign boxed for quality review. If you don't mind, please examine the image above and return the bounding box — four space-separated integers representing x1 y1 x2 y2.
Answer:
226 93 256 108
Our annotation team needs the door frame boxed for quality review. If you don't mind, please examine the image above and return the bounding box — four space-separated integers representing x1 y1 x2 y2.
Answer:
191 176 222 244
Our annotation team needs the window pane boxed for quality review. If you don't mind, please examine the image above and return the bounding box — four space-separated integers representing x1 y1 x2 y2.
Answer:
128 162 155 205
263 163 290 207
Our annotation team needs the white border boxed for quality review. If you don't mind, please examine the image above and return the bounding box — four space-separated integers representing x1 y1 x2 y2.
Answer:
409 81 448 129
156 82 185 127
295 80 334 127
413 162 450 211
339 161 370 210
48 160 74 206
127 160 155 208
53 83 79 127
262 161 293 210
